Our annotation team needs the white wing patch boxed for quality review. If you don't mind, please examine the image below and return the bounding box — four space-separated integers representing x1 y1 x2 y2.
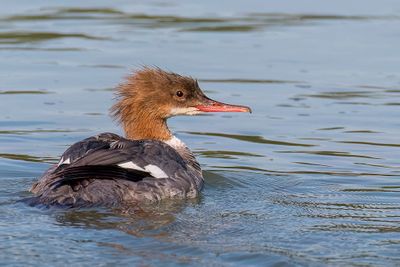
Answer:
118 161 145 171
144 164 168 178
58 157 71 166
118 162 168 179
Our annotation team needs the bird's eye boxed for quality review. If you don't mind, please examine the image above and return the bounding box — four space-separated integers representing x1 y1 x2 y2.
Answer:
176 91 184 97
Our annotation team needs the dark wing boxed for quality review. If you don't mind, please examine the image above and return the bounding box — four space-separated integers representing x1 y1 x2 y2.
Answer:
55 132 122 170
46 132 187 190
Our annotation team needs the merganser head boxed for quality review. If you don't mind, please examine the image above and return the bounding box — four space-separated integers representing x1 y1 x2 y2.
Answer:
111 67 251 140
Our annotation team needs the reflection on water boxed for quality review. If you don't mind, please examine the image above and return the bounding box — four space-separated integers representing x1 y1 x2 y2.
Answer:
55 200 189 238
1 0 400 266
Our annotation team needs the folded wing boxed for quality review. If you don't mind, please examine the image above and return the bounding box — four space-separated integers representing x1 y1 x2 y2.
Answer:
40 132 187 190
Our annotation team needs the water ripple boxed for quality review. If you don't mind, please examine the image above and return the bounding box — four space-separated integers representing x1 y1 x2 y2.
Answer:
187 132 315 147
0 31 106 44
277 150 380 159
0 153 57 163
0 90 52 95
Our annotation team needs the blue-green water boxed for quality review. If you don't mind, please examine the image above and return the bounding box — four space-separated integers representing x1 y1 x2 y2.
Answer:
1 0 400 266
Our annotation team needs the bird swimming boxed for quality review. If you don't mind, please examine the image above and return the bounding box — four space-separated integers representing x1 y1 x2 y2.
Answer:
28 67 251 208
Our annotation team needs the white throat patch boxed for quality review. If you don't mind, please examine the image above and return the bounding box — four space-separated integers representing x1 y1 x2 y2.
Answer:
170 107 202 116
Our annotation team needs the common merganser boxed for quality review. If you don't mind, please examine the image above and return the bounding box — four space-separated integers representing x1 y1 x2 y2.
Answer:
28 67 251 207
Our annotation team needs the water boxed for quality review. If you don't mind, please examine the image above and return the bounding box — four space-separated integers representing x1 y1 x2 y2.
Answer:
1 0 400 266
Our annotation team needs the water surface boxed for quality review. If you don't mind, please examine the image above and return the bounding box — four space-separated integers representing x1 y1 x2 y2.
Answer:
1 0 400 266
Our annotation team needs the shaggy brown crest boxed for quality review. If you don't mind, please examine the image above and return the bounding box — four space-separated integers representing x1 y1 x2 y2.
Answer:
111 68 200 140
111 67 251 141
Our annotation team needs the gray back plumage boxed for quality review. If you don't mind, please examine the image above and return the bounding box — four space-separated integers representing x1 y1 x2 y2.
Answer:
28 133 203 207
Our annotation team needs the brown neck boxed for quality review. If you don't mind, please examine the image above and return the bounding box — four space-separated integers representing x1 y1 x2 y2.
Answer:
123 113 172 141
